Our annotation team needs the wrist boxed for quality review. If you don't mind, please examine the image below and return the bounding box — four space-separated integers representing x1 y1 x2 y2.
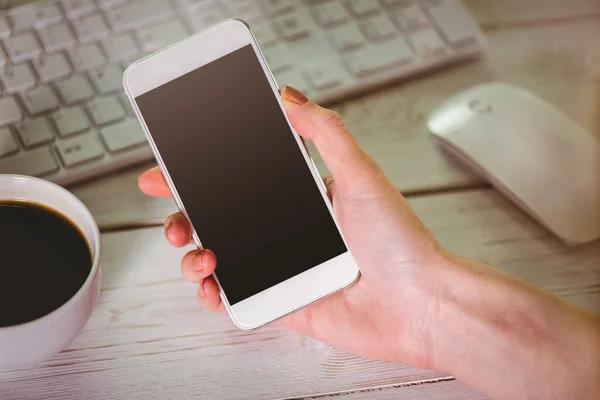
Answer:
429 253 542 373
389 249 471 370
427 252 481 373
429 252 600 399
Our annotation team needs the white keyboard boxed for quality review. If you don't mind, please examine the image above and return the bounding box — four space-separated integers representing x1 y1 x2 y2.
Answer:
0 0 484 186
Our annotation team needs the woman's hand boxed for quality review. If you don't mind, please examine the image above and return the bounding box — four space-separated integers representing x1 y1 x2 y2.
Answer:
138 87 448 367
138 87 600 400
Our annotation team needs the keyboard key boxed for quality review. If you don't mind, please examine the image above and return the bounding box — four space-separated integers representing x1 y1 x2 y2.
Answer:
97 0 128 11
177 0 219 14
252 23 278 48
15 117 54 148
0 97 23 127
22 86 60 115
274 12 313 41
297 30 336 56
303 58 345 90
35 52 72 82
100 118 147 153
55 132 104 167
136 20 190 53
311 2 348 28
258 0 295 15
274 69 311 94
295 24 335 54
409 28 446 58
0 147 58 177
229 0 263 24
69 43 107 72
8 7 36 31
345 0 380 18
344 38 414 77
0 128 19 157
34 3 64 28
360 15 397 41
89 65 124 94
72 14 110 42
187 8 226 32
87 96 126 125
263 43 292 73
390 4 430 32
0 63 37 94
52 106 91 137
56 75 95 105
0 17 11 38
424 1 479 47
5 31 42 63
39 23 76 53
102 33 139 61
327 24 364 51
62 0 97 19
379 0 413 7
105 0 175 33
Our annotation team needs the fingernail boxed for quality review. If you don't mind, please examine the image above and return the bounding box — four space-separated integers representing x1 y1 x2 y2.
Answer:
198 281 205 298
282 86 308 105
192 251 205 272
164 220 173 240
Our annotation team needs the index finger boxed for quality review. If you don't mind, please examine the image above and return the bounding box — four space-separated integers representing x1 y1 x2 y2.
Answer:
138 166 173 198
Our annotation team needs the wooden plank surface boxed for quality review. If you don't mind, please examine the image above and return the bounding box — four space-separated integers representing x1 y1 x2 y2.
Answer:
2 189 598 399
69 14 600 229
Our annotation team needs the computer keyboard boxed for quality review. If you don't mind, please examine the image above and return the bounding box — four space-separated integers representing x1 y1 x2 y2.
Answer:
0 0 485 186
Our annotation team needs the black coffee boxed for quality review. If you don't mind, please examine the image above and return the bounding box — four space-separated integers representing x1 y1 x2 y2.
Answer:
0 201 92 327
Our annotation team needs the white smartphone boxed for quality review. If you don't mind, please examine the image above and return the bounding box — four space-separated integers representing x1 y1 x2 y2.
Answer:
123 19 359 331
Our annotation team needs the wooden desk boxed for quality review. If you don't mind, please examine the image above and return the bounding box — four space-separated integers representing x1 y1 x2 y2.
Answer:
2 1 599 399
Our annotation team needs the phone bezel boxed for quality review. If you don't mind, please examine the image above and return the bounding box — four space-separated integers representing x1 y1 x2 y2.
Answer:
123 19 359 330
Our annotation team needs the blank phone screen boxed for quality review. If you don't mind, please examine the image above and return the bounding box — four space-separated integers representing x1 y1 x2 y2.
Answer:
136 44 347 305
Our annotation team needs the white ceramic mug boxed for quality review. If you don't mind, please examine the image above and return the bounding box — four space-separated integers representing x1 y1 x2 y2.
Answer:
0 175 101 370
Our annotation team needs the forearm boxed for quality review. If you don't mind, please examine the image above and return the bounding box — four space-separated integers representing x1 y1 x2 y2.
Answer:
432 255 600 400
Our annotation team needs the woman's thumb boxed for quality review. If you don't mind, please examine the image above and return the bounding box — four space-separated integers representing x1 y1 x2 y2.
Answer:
281 86 378 184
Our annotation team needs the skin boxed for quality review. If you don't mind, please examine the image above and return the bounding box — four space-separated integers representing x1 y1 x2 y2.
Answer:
138 87 600 399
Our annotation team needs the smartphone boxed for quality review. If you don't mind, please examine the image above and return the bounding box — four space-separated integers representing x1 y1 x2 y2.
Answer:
123 19 359 330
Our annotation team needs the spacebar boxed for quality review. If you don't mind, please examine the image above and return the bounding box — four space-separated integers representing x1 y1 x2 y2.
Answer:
0 148 59 177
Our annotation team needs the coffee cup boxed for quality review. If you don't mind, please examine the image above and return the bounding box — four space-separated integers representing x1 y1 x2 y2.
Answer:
0 175 101 370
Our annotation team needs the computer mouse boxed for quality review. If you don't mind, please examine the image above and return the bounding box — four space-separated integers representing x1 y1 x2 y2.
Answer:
427 82 600 246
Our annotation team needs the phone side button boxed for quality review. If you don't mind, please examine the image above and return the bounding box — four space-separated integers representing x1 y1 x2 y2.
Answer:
99 118 148 153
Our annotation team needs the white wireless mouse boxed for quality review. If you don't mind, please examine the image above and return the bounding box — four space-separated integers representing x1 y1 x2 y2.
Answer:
427 82 600 246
